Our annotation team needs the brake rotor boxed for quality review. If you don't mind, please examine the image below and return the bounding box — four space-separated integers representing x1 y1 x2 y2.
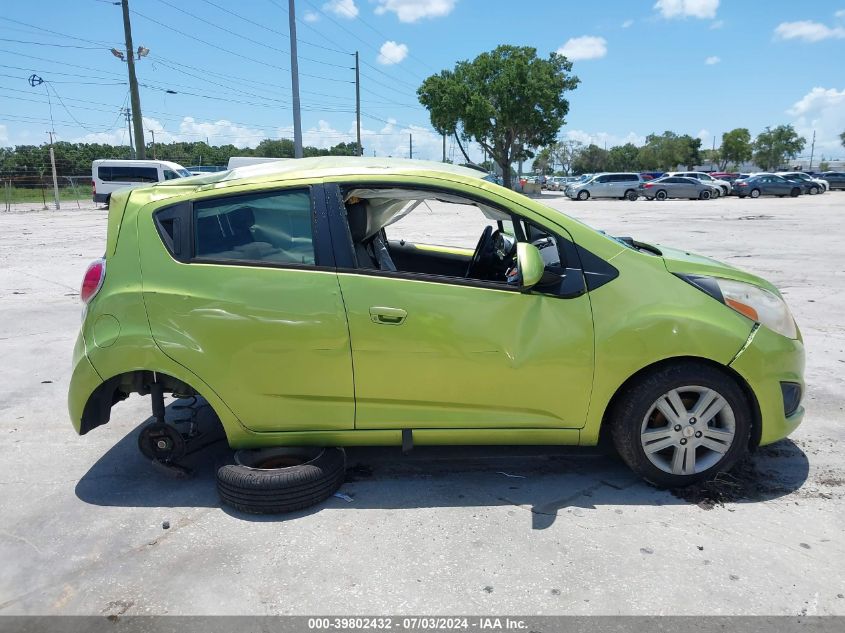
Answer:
138 423 187 463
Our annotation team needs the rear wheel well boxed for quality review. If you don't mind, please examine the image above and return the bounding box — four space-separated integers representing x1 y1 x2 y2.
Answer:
80 370 202 435
597 356 762 452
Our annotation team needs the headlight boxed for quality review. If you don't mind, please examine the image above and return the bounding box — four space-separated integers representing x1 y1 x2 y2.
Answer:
679 275 798 339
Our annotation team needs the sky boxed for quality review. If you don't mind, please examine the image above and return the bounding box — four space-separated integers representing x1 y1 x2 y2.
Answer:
1 0 844 164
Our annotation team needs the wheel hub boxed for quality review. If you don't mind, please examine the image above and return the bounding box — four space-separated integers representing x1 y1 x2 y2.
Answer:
639 386 736 476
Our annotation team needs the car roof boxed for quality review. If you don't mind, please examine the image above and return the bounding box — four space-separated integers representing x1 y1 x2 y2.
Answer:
156 156 489 188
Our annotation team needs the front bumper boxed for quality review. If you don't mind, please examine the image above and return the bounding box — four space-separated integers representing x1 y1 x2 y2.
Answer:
729 325 805 446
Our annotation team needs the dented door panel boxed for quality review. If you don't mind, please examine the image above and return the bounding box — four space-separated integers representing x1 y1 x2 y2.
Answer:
338 273 595 429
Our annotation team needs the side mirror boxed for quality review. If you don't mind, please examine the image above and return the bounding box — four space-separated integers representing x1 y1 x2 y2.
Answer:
516 242 545 291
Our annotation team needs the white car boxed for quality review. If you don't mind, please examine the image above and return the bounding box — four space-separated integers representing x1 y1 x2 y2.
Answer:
776 172 829 194
666 172 731 197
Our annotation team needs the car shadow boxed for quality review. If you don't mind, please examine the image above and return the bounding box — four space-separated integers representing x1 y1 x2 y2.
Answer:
75 399 811 530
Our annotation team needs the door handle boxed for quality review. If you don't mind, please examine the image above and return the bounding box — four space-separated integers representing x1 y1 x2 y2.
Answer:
369 306 407 325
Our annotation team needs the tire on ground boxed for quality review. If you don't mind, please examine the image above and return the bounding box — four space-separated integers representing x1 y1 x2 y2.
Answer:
608 361 752 488
217 446 346 514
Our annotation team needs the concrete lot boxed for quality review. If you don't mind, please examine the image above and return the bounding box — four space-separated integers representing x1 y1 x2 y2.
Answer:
0 191 843 615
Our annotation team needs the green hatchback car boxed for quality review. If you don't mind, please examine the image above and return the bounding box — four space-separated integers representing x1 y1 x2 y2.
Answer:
69 157 805 490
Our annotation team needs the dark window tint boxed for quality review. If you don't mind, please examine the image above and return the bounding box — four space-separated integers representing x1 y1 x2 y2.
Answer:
98 165 159 182
194 189 315 265
163 169 182 180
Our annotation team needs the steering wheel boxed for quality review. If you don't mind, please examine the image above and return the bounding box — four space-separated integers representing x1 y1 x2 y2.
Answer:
466 225 495 279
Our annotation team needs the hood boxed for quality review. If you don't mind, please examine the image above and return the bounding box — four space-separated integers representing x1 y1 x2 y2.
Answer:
655 244 781 295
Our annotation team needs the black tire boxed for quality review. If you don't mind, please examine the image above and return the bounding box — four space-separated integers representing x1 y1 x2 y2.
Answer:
749 188 761 199
625 189 638 201
577 190 590 201
809 185 819 195
217 446 346 514
655 190 668 201
608 361 752 488
711 188 720 198
699 190 712 200
790 187 800 197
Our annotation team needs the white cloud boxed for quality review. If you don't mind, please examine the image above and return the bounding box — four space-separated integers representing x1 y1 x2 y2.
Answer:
836 9 845 19
303 11 320 22
556 36 607 61
374 0 457 23
709 19 724 29
323 0 358 19
621 19 634 28
788 87 845 156
377 40 409 65
654 0 719 19
0 124 8 145
705 55 721 64
563 129 646 148
774 20 845 42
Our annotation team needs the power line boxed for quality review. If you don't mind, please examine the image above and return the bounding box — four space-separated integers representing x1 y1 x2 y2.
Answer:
0 38 105 50
0 16 121 48
129 7 353 83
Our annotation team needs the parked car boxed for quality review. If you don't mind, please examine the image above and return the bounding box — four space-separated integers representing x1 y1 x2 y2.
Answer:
69 157 804 511
818 172 845 190
92 159 191 205
666 172 731 196
710 172 740 183
775 171 829 196
776 172 828 195
566 172 644 201
733 175 803 198
639 176 720 200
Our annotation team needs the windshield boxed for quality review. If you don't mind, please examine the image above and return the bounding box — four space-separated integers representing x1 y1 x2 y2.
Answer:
177 169 192 178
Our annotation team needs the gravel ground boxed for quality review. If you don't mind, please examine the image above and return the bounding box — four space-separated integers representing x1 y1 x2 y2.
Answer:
0 190 843 616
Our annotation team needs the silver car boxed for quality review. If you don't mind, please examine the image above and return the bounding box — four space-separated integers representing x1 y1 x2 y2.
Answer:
638 176 720 200
567 172 644 201
667 171 731 196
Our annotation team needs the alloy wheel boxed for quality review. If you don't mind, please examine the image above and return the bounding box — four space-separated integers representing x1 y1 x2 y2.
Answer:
640 386 736 476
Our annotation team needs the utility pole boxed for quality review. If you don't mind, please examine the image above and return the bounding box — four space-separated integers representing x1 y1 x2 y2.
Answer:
355 51 362 156
46 131 60 210
122 108 134 158
288 0 303 158
808 130 816 171
149 129 156 159
712 135 716 171
409 133 413 159
442 132 446 162
120 0 145 159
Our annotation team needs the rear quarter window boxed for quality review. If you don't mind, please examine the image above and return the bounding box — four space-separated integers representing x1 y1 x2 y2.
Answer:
98 166 159 183
194 189 315 266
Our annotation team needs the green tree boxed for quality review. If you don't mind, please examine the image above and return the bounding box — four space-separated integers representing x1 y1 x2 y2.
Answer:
571 144 609 174
719 128 752 170
550 139 583 175
819 159 830 172
418 45 579 189
753 125 806 171
532 146 553 174
640 132 702 170
606 143 640 171
840 130 845 149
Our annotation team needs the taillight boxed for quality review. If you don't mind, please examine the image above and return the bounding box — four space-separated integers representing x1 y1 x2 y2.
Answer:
644 183 654 188
738 182 748 187
92 180 96 194
81 259 106 304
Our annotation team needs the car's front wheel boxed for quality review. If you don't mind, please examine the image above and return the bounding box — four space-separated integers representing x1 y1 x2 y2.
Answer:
609 362 752 488
577 190 590 201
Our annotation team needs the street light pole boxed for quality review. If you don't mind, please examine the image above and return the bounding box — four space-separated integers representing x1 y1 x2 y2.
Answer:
288 0 303 158
120 0 146 159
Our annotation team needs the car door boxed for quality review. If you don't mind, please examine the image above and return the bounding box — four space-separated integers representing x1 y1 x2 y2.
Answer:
138 182 355 432
326 182 595 430
592 175 610 197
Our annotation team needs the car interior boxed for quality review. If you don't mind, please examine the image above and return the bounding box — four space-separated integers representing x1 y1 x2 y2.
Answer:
194 190 315 265
341 188 565 286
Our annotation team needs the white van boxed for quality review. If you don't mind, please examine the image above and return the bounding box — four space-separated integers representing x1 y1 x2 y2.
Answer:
92 159 192 204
